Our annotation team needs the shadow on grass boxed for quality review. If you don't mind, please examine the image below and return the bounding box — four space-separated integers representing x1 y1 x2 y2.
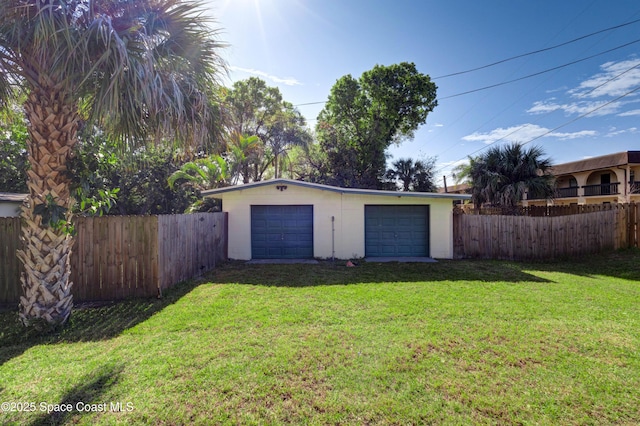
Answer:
29 363 123 426
1 249 636 368
0 278 201 368
208 248 640 288
208 257 553 288
527 248 640 281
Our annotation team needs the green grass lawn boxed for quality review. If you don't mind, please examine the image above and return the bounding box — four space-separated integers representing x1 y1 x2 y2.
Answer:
1 250 639 425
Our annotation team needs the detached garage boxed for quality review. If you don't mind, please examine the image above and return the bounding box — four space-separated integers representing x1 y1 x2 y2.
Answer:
203 179 470 260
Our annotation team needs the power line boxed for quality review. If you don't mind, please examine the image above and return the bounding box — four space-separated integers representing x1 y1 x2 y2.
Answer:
440 85 638 175
439 38 640 100
432 17 640 79
440 63 640 174
429 1 625 161
295 38 640 108
521 84 640 146
293 101 326 107
429 0 599 160
294 18 640 108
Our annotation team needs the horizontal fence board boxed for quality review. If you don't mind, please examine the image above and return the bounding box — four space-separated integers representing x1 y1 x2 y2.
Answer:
1 213 228 305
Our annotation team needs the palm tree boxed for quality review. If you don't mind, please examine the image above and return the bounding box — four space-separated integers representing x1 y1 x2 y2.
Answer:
226 133 262 184
469 143 555 214
0 0 225 328
451 161 472 185
266 104 312 179
386 158 437 192
168 155 229 191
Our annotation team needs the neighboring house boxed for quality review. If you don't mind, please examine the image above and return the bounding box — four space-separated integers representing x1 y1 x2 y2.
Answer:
0 192 27 217
437 183 471 195
202 179 470 260
524 151 640 206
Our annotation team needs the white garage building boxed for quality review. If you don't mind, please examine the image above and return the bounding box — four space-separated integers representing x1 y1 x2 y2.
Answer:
203 179 470 260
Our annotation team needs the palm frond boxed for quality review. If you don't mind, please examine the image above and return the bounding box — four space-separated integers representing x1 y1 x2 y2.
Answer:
0 0 227 151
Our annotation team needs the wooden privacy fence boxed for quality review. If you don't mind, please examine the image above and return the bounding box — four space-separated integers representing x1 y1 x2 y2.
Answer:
1 213 227 304
453 203 639 260
1 217 21 305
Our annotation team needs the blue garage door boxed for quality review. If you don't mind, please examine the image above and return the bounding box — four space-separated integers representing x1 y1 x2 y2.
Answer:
251 205 314 259
365 205 429 257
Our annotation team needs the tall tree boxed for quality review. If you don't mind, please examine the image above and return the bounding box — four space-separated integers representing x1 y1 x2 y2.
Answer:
469 143 555 213
0 0 225 328
386 157 438 192
226 133 263 184
268 104 312 179
223 77 311 181
315 62 437 188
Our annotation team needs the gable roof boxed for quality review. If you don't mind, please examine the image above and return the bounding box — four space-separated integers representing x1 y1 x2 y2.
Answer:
202 179 471 200
0 192 28 202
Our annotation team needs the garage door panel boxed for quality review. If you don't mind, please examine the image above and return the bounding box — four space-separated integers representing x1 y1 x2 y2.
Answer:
267 233 283 242
397 217 413 226
381 218 396 226
251 205 314 259
396 231 412 240
396 245 414 255
365 205 430 257
253 247 267 257
267 219 283 228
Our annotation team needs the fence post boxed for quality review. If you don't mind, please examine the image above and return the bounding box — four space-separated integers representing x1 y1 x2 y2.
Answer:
630 202 638 248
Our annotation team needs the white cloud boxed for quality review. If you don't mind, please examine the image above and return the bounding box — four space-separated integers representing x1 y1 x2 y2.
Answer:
605 126 639 137
545 86 567 94
462 124 597 144
550 130 599 140
527 100 623 117
527 57 640 118
619 109 640 117
229 66 303 86
569 58 640 99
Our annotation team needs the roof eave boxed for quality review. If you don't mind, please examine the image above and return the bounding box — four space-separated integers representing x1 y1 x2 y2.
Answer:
202 179 472 200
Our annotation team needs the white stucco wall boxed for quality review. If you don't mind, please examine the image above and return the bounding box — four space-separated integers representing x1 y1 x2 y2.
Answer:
213 182 459 260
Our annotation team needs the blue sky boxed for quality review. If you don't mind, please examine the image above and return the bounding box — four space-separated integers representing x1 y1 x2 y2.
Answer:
205 0 640 184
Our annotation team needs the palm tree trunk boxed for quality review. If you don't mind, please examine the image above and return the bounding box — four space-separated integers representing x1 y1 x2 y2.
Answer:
16 87 79 329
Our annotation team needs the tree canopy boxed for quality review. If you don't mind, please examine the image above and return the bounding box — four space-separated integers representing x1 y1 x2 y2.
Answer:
222 77 311 182
467 143 555 213
385 157 438 192
315 62 437 188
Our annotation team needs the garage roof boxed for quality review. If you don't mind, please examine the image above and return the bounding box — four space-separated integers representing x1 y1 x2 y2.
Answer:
0 193 28 202
202 179 472 200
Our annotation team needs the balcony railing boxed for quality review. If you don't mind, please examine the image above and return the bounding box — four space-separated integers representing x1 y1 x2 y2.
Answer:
556 187 578 198
527 182 638 200
583 183 619 196
527 186 581 200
